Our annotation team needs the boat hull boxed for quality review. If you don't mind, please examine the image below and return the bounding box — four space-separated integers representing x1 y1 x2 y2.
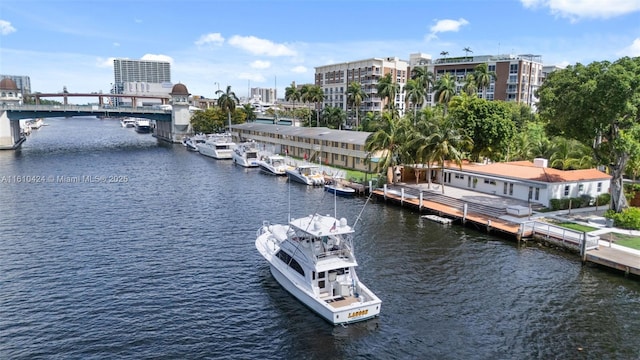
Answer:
325 184 356 197
268 263 381 325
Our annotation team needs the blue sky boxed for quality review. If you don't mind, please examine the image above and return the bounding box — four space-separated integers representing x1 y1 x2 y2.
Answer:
1 0 639 103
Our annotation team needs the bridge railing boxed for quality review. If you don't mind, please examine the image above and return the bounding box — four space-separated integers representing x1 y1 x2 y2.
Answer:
8 104 171 114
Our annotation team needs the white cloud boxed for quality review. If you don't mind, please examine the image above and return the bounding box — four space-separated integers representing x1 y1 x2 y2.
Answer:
228 35 297 56
250 60 271 69
521 0 640 21
96 57 115 68
426 18 469 41
141 54 174 64
238 72 266 83
291 65 307 73
619 38 640 57
0 20 16 35
113 42 120 47
195 33 225 46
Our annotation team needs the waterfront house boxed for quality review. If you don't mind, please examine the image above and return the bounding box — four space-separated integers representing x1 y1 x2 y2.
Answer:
401 158 611 208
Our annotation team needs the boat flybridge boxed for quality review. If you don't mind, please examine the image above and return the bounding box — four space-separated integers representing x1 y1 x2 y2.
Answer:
256 212 381 325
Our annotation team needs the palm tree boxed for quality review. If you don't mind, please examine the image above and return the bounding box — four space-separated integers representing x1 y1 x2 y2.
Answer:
216 85 239 132
285 81 301 122
300 84 314 126
322 106 346 129
463 47 473 58
403 79 425 124
346 82 368 130
307 85 324 127
461 73 477 96
364 113 411 182
241 103 256 122
440 51 449 59
474 63 497 100
423 116 472 193
433 73 457 115
376 73 400 112
411 66 435 108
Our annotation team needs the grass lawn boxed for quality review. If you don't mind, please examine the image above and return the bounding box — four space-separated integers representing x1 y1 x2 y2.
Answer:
605 233 640 250
553 222 598 233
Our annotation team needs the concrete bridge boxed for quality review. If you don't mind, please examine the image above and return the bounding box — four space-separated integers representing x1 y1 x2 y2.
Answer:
1 83 194 149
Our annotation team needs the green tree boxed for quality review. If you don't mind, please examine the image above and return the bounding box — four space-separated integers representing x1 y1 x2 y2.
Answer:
347 81 368 130
433 73 456 115
321 106 346 129
411 66 434 108
474 63 497 100
361 111 382 132
414 115 472 193
537 57 640 212
365 113 412 180
461 73 477 96
241 103 257 122
300 84 314 126
450 95 517 162
403 79 425 123
307 85 325 127
376 73 399 112
216 85 239 132
285 81 301 123
190 107 226 134
549 136 594 170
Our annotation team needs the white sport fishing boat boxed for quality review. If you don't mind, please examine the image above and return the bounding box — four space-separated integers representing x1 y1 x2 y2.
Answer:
256 211 381 325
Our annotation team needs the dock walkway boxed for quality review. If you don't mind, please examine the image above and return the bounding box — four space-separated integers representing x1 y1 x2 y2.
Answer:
372 182 640 278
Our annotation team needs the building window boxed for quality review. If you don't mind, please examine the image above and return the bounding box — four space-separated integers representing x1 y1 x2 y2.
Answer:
509 183 513 196
484 179 496 185
578 184 584 193
510 64 519 73
535 187 540 200
564 185 570 196
503 182 508 194
597 182 602 192
455 174 464 179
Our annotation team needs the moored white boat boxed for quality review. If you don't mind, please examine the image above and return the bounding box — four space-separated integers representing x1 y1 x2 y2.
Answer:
324 180 356 197
182 137 199 151
232 141 260 167
257 154 290 176
134 119 151 133
256 213 382 325
197 133 235 159
285 164 325 186
120 118 136 128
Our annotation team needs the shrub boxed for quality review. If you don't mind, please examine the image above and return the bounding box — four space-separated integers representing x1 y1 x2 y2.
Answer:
596 193 611 207
604 207 640 230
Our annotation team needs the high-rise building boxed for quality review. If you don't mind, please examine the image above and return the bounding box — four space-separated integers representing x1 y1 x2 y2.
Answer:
0 75 31 96
112 58 172 106
250 87 277 104
315 57 409 126
424 53 544 108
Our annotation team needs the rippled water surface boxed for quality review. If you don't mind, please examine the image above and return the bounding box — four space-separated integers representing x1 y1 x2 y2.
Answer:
1 117 639 359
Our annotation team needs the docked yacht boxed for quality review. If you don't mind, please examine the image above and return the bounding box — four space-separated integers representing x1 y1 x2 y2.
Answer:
256 213 382 325
286 164 325 186
257 154 289 176
182 137 199 152
120 118 136 128
232 141 260 167
134 119 151 133
197 134 235 159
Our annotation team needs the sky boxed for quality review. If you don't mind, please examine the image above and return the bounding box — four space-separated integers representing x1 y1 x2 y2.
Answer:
1 0 639 104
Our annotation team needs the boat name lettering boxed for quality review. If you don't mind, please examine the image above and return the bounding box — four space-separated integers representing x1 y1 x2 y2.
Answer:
348 309 368 318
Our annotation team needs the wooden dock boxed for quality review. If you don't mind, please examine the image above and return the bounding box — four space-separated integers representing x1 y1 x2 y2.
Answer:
371 187 523 239
585 246 640 276
372 185 640 279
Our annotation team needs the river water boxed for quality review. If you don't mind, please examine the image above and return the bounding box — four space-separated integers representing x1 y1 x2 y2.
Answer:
0 116 639 359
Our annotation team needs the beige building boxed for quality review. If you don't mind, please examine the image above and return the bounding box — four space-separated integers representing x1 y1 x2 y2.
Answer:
230 123 372 172
315 57 410 126
423 53 545 109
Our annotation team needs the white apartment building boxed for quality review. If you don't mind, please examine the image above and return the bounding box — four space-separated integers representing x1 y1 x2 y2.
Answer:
315 57 409 126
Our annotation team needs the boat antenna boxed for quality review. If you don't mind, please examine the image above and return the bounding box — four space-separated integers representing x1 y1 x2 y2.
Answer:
352 191 373 230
